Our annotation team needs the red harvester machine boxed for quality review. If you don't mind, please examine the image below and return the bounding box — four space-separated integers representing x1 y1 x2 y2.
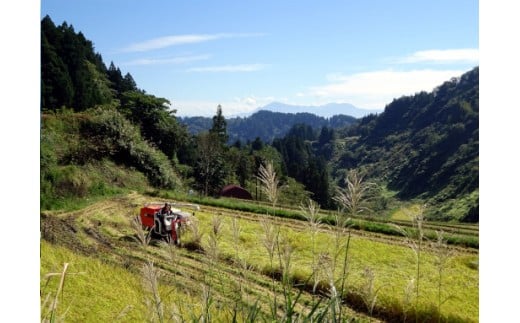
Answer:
139 202 200 245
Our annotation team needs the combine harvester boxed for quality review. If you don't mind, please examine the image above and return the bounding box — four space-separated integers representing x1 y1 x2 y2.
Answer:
139 202 200 245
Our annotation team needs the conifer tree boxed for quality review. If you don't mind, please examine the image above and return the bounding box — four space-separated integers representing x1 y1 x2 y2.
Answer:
210 105 228 145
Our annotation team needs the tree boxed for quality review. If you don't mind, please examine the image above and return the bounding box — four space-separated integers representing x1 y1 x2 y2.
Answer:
251 137 264 151
317 126 336 159
41 17 116 111
194 132 228 196
304 157 333 208
119 91 188 160
121 72 138 92
107 61 124 94
83 60 114 106
210 105 228 145
41 31 74 110
236 152 251 187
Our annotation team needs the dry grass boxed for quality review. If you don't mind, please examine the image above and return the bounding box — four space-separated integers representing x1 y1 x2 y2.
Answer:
141 261 164 322
334 169 374 217
130 215 151 247
257 160 280 208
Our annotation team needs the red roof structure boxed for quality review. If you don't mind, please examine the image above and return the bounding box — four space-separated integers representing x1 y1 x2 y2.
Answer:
220 184 253 200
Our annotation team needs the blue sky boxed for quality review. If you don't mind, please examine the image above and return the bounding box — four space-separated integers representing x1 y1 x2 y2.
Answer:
5 2 520 321
40 0 479 117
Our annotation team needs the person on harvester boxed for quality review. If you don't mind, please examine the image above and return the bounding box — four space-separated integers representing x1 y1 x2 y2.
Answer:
157 203 172 225
161 203 172 216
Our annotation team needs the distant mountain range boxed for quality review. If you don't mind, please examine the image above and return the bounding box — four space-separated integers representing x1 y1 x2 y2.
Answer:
179 110 357 144
249 102 382 118
179 102 380 144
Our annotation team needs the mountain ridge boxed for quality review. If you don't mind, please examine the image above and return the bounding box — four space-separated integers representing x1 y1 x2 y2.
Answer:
228 101 382 118
179 109 358 144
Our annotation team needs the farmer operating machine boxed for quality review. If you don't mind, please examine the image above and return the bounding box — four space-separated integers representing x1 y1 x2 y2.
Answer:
140 202 200 245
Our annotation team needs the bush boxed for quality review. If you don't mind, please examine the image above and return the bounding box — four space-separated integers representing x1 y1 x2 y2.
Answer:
426 189 479 222
40 108 182 209
81 106 181 189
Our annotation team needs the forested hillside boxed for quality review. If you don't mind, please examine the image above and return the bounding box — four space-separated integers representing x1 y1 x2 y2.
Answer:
41 15 189 208
335 67 479 221
180 110 357 144
41 15 478 222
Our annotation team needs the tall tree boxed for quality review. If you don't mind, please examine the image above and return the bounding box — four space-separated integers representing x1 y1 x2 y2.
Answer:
317 126 336 159
121 72 138 92
107 62 123 93
41 31 74 110
304 157 332 208
119 91 187 159
194 132 227 196
210 105 228 145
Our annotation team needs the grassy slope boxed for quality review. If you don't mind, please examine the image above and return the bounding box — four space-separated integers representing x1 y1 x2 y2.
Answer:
41 193 478 322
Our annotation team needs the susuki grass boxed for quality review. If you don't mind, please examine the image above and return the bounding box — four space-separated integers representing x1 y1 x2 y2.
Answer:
256 160 281 209
41 263 73 323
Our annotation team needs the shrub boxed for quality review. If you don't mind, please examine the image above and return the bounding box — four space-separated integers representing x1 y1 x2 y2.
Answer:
81 106 181 189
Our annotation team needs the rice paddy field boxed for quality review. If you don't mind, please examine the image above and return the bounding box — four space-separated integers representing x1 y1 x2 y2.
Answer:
40 193 478 322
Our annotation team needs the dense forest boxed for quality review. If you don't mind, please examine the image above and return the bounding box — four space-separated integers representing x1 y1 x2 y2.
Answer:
41 15 478 222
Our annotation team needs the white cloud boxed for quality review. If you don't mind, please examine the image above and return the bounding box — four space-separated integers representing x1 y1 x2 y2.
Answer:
307 69 467 109
400 49 479 64
187 64 268 73
174 96 275 117
121 54 211 66
121 33 264 52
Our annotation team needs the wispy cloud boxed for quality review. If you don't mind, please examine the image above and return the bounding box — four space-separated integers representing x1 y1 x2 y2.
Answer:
187 64 268 73
121 54 211 66
174 95 276 117
121 33 264 52
306 69 467 109
400 49 479 64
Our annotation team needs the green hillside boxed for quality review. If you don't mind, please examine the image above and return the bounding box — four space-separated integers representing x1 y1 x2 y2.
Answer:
334 68 479 221
41 15 478 223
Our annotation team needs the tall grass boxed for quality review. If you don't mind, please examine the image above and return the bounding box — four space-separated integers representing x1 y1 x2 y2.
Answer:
359 266 384 319
261 216 280 318
257 160 281 209
334 169 374 218
392 204 427 321
141 261 165 322
431 230 454 322
41 263 70 322
130 215 151 247
300 198 323 302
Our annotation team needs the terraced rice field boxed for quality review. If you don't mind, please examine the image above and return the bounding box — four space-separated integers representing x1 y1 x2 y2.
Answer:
40 193 478 322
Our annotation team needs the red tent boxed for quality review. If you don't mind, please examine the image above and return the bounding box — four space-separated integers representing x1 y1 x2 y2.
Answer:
220 184 253 200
